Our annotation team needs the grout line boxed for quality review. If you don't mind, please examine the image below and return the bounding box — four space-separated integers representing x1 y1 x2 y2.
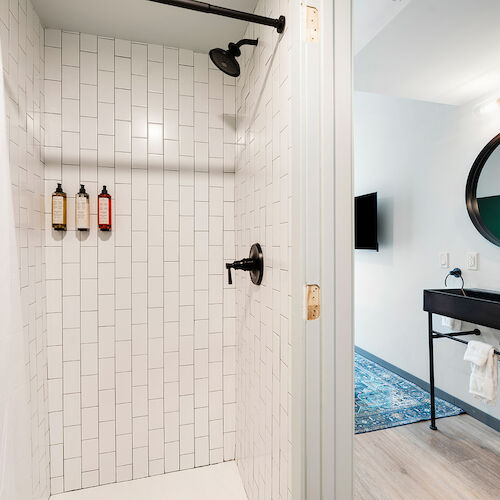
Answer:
112 38 117 485
77 29 83 491
177 47 181 472
59 29 66 492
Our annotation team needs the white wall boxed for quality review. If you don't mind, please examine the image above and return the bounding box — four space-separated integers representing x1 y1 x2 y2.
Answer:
44 30 236 493
234 0 293 498
1 1 50 499
355 90 500 420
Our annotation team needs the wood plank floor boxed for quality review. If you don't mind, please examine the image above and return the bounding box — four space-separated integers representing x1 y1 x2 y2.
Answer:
355 414 500 500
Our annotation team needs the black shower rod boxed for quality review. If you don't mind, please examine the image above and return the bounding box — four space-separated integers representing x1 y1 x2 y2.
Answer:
148 0 286 33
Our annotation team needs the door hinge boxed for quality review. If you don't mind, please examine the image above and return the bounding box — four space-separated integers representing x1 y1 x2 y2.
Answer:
306 6 319 43
306 284 320 320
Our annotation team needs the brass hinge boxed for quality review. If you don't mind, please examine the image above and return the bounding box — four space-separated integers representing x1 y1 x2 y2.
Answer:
306 284 320 320
306 6 319 43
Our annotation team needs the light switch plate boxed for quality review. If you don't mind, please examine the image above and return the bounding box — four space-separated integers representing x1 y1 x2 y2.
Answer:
466 252 478 270
439 252 449 268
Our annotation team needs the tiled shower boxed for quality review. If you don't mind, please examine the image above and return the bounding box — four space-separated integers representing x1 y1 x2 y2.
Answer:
44 30 238 492
2 0 293 499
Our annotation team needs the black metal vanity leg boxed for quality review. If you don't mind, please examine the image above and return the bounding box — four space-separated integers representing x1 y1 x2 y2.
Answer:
428 312 437 430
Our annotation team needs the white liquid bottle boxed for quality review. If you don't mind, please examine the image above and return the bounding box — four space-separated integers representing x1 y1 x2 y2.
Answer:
75 184 90 231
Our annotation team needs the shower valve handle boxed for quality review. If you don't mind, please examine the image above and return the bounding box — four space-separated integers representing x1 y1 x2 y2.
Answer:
225 243 264 286
226 258 255 285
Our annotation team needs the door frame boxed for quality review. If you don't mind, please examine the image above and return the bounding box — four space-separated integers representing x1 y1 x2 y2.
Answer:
291 0 353 498
321 0 354 498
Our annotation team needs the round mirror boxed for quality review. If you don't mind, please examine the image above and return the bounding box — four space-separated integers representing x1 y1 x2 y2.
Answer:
466 133 500 246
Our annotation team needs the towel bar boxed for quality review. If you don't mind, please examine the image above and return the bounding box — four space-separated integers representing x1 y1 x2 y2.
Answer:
427 313 500 431
432 330 500 356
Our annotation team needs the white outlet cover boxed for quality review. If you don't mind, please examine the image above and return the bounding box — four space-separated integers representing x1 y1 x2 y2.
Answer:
467 252 478 270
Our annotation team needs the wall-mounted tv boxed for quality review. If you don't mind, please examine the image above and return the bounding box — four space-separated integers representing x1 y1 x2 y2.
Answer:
355 192 378 251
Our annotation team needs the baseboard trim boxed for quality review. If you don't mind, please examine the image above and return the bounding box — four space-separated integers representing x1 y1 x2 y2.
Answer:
355 345 500 432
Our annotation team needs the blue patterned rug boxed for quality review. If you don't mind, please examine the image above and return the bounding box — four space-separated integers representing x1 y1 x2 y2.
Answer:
355 353 463 434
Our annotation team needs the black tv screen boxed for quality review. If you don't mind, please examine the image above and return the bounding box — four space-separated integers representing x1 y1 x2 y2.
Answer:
355 192 378 251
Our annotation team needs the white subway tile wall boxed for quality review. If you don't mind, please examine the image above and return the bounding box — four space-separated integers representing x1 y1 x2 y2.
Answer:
2 0 50 498
234 1 292 499
44 30 236 493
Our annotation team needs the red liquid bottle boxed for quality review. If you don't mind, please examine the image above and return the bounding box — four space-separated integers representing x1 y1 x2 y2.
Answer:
98 185 112 231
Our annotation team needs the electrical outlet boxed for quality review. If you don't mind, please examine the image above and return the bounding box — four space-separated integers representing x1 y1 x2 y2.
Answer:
467 252 478 270
439 252 449 268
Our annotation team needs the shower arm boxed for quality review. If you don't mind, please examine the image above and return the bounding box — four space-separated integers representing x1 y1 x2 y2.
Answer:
227 38 258 56
148 0 286 33
234 39 258 49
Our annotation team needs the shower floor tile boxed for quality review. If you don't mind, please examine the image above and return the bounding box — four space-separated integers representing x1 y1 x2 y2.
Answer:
51 462 248 500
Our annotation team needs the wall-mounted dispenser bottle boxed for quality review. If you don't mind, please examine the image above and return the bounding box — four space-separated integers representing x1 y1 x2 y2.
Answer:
98 185 111 231
75 184 90 231
52 183 67 231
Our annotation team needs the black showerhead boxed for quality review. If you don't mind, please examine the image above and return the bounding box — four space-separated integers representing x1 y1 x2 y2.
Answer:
209 47 241 77
209 38 258 77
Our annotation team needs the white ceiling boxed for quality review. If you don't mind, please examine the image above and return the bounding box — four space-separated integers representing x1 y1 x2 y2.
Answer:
353 0 411 55
355 0 500 106
31 0 259 53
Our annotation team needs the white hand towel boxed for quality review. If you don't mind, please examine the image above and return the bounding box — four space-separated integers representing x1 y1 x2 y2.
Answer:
464 341 498 404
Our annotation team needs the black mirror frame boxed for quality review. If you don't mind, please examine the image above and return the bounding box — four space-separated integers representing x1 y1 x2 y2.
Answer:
466 132 500 247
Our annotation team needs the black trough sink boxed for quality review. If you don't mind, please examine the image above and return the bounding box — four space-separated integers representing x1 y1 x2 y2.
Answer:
424 288 500 330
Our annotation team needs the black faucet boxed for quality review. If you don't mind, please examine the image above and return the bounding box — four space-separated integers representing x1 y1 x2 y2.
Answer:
225 243 264 286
